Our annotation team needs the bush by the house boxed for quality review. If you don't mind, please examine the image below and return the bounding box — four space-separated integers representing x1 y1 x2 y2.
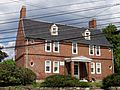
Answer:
102 73 120 88
41 74 90 87
0 60 36 86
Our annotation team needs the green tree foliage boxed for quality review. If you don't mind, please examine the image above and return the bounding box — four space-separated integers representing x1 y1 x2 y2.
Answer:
0 47 8 62
1 59 15 66
0 60 36 86
102 24 120 72
102 73 120 88
41 74 90 87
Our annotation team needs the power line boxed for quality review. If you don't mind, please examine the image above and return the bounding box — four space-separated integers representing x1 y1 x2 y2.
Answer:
0 1 117 21
0 0 105 16
0 20 120 44
0 14 120 34
0 2 119 25
2 31 105 49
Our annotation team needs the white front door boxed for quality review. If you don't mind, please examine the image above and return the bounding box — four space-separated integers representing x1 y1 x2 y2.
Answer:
74 62 79 79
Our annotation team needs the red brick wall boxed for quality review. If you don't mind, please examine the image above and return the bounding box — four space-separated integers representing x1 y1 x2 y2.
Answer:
24 54 65 79
15 19 26 67
21 41 113 80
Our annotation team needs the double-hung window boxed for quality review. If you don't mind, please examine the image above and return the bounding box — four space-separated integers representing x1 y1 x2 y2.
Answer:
89 45 94 55
45 40 51 52
96 63 101 74
53 61 59 73
95 46 101 56
45 60 51 73
72 42 78 54
53 42 59 53
91 62 95 74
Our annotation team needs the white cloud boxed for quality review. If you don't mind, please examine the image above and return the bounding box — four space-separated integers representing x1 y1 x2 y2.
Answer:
2 42 15 60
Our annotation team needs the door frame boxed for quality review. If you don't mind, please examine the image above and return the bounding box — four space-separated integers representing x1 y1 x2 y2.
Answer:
74 62 80 79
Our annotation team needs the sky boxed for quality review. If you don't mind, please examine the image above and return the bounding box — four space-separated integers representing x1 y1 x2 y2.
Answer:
0 0 120 59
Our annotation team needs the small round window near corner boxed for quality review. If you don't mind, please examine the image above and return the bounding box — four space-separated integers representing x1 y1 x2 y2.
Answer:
30 61 34 67
109 66 112 70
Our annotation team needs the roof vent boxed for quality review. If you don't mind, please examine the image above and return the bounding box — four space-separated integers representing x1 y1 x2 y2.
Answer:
50 24 58 36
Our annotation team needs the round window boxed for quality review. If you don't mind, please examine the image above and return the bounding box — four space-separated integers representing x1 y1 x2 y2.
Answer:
30 61 34 66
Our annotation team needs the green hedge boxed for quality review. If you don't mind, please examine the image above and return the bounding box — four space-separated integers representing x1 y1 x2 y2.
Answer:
0 60 36 86
41 74 90 87
102 73 120 88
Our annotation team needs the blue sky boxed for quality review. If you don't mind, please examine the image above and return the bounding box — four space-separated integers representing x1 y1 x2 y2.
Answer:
0 0 120 59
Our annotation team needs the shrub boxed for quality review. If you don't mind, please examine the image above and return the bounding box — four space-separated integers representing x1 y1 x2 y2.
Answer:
41 74 90 87
0 62 36 86
102 73 120 88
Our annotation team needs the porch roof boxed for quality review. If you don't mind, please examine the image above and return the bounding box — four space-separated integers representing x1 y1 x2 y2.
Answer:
65 56 92 62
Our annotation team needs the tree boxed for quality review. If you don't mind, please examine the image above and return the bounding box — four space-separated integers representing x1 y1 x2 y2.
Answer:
102 24 120 73
0 60 36 86
0 47 8 62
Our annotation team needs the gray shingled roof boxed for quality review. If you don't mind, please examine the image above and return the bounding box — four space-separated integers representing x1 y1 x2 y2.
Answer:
23 19 112 47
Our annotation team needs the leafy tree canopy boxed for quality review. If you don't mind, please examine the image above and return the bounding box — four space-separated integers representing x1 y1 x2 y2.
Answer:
102 24 120 73
0 48 8 62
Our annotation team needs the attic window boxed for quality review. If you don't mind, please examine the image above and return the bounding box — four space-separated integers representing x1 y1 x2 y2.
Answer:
84 29 91 40
50 24 58 36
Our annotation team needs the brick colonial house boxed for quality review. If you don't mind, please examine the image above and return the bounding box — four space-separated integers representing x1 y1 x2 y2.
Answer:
15 6 114 80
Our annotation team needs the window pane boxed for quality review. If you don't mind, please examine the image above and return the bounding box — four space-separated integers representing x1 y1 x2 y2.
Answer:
54 67 58 72
96 46 100 56
46 66 50 71
53 61 59 73
89 45 94 55
72 43 77 54
53 42 59 52
96 63 101 74
45 60 51 73
46 61 50 65
91 62 95 74
47 46 50 50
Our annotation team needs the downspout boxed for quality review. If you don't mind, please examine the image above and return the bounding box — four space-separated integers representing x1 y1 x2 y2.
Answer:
26 40 28 68
112 48 114 73
64 60 66 76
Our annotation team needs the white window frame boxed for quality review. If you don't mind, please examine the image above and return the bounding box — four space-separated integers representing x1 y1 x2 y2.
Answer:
72 42 78 54
89 45 94 55
53 61 59 73
45 60 51 73
85 29 91 40
45 40 51 52
96 63 101 74
51 24 58 36
91 62 95 74
53 42 59 53
95 46 101 56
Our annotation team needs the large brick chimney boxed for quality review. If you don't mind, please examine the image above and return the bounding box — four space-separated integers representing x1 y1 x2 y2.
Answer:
89 19 96 29
20 6 26 19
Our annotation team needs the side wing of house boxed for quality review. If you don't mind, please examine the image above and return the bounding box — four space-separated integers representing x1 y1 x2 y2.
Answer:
15 6 26 67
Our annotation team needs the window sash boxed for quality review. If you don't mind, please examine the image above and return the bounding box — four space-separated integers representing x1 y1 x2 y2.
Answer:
51 25 58 35
53 42 59 53
45 40 51 52
72 42 78 54
45 60 51 73
89 45 94 55
95 46 101 56
91 62 95 74
96 63 101 74
53 61 59 73
85 32 90 40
